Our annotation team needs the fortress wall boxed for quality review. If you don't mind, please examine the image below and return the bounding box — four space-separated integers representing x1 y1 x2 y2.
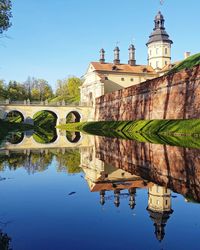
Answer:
95 65 200 120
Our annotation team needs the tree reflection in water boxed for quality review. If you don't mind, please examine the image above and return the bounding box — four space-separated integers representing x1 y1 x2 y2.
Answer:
0 230 11 250
0 148 81 174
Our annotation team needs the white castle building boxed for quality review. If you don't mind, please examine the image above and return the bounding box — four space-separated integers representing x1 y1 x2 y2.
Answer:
80 11 189 106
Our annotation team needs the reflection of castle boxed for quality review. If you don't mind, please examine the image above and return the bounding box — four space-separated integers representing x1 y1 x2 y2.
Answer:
147 184 173 241
80 146 173 241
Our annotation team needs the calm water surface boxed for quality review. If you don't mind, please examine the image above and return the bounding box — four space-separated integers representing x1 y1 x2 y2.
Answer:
0 131 200 250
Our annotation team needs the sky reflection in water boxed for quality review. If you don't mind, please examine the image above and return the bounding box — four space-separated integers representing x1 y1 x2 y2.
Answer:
0 132 200 250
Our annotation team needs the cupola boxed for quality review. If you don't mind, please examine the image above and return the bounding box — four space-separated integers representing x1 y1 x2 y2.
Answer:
99 48 105 64
128 44 136 66
113 46 120 65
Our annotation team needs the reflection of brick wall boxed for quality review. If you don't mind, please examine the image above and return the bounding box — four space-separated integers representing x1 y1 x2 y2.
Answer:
95 65 200 120
95 136 200 201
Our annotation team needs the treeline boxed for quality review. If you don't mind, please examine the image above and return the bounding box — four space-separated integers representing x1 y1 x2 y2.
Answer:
0 76 82 103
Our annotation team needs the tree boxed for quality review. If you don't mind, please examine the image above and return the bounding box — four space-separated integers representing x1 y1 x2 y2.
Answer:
24 77 53 101
37 79 53 101
0 0 12 35
0 79 7 100
55 77 82 103
7 81 27 100
67 77 81 102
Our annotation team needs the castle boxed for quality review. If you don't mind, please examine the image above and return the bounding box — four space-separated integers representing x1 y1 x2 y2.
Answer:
80 11 190 106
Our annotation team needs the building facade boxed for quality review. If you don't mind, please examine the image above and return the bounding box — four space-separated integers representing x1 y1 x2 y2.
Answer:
81 11 173 106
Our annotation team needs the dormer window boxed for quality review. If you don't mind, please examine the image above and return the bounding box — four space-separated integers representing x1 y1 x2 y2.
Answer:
112 65 118 70
143 68 148 73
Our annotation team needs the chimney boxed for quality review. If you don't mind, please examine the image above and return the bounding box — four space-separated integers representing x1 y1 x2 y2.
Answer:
99 48 105 63
184 52 191 59
128 44 136 66
113 46 120 65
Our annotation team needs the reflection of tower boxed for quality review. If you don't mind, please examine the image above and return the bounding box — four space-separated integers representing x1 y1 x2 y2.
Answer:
114 189 120 207
129 188 136 209
100 190 105 206
147 184 173 241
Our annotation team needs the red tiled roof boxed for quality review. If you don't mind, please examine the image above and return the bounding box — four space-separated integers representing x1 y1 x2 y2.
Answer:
90 180 153 192
91 62 157 74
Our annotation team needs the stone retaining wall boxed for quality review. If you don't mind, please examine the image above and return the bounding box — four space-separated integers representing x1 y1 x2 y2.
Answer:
95 65 200 120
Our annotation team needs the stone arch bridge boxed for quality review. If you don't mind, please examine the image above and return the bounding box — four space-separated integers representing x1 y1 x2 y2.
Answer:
0 130 94 153
0 102 94 124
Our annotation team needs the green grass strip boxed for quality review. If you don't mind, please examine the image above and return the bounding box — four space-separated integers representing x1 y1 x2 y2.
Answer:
58 119 200 149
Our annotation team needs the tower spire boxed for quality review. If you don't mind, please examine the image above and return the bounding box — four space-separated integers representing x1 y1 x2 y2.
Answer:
146 11 173 70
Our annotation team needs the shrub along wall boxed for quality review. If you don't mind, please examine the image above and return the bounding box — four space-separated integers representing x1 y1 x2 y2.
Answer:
95 65 200 121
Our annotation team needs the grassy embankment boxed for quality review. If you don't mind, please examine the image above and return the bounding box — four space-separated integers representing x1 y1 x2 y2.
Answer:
167 52 200 74
58 119 200 149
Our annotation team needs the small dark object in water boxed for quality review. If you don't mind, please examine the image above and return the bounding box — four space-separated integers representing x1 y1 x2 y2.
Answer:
68 192 76 196
172 195 177 198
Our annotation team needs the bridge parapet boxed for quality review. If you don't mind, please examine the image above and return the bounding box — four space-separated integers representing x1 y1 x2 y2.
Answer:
0 100 92 108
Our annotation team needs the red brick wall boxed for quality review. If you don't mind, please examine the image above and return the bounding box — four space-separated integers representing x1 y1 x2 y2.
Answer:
95 65 200 120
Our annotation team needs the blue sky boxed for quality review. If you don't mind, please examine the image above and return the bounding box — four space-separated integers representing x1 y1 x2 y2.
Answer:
0 0 200 89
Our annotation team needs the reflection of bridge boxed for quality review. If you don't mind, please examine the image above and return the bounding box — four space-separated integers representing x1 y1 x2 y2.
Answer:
0 131 93 152
0 102 94 124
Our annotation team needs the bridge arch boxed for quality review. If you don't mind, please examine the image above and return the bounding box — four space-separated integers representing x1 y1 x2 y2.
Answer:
66 131 81 143
6 110 25 123
7 132 25 144
33 110 58 124
66 110 81 123
33 110 58 144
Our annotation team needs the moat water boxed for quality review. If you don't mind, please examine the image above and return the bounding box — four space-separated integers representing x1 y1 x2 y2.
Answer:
0 131 200 250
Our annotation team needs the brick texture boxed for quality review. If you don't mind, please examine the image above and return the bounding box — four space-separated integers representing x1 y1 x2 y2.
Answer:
95 65 200 120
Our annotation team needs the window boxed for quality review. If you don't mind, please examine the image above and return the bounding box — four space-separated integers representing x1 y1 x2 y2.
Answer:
157 186 159 193
121 78 124 81
165 200 168 205
156 48 159 54
165 61 167 65
130 78 134 82
165 48 168 55
105 76 108 80
157 200 160 205
156 61 159 68
149 50 152 56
